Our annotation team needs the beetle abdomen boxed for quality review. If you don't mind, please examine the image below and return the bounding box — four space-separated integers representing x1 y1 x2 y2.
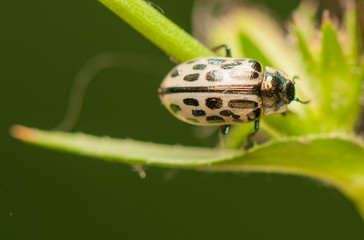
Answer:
159 57 264 125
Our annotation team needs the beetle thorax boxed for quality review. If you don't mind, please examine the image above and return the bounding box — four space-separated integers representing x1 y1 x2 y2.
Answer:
261 67 294 116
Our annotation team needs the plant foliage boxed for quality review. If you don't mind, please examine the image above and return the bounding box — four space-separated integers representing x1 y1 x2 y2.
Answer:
11 0 364 220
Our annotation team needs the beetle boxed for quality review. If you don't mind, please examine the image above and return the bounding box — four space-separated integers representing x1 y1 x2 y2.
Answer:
158 45 307 149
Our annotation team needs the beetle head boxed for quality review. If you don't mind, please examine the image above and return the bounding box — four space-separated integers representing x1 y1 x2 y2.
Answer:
262 67 296 104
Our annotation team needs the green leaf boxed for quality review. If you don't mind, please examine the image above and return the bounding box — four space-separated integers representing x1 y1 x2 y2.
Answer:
292 24 315 71
343 8 360 60
341 8 364 130
239 32 273 68
11 125 364 219
222 122 256 149
98 0 214 62
321 15 349 81
209 8 299 74
11 126 240 167
320 14 361 131
259 112 320 136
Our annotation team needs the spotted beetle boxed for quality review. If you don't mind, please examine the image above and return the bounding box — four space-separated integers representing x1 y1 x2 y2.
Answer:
158 45 307 149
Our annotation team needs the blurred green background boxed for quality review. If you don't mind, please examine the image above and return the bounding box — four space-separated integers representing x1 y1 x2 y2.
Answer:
1 0 364 239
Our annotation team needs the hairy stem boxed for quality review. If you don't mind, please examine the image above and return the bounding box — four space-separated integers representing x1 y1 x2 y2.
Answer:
99 0 214 62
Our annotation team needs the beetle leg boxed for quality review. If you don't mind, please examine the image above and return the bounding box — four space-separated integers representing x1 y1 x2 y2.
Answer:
220 125 230 135
211 44 232 58
244 120 260 151
281 110 293 116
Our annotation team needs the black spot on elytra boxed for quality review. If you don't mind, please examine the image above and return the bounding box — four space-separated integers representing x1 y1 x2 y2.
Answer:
206 98 223 109
228 100 258 109
206 115 225 123
192 109 206 117
249 60 262 72
208 58 226 64
186 117 200 123
247 108 261 121
183 98 199 106
221 62 241 70
183 73 200 81
171 69 179 78
169 104 181 113
251 72 260 79
219 110 240 119
206 70 223 81
192 64 207 70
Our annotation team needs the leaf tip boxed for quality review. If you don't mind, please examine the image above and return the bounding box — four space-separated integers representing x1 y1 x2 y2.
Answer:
322 10 330 22
10 125 36 142
321 10 340 29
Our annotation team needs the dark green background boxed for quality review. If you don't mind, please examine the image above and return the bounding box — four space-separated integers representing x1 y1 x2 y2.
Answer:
1 0 364 239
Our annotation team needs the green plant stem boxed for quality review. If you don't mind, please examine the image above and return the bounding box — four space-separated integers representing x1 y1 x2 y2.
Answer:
11 125 364 221
99 0 214 62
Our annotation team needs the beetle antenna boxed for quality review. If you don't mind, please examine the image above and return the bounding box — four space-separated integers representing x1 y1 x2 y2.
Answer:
295 98 310 104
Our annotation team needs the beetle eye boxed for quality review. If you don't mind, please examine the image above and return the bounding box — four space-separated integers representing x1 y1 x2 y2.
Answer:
284 82 295 103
